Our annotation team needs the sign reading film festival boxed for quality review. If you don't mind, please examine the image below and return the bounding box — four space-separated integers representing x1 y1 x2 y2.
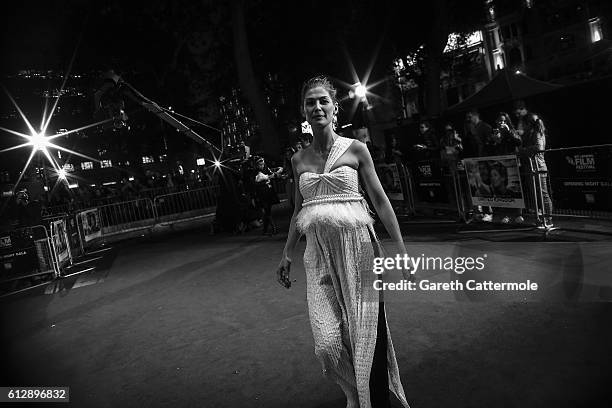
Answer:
463 155 525 209
412 160 448 203
79 208 102 243
547 146 612 211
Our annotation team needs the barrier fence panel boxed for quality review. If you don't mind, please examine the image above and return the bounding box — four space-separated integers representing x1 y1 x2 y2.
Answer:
1 225 57 294
98 198 156 236
154 185 220 223
545 145 612 219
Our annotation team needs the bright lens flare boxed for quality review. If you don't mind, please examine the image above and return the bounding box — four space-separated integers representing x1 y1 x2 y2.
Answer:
214 160 221 167
57 168 67 179
354 84 367 99
30 132 50 151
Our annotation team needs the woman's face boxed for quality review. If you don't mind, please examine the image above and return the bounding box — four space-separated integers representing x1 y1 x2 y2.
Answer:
496 115 507 127
490 168 505 189
256 161 264 170
303 86 337 129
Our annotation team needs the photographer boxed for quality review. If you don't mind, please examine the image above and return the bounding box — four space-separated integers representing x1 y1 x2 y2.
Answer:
254 157 282 235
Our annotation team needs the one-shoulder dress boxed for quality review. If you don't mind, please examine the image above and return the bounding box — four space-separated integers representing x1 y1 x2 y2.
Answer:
296 136 409 408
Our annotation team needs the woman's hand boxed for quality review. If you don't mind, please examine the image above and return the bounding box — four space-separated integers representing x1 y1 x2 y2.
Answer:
276 256 292 289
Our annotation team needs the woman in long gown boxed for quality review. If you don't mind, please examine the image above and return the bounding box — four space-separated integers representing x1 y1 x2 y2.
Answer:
277 76 410 408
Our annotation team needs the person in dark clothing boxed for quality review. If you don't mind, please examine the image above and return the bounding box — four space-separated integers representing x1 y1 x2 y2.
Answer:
254 157 281 235
514 100 553 228
489 112 524 224
413 120 439 160
486 112 522 156
465 109 494 221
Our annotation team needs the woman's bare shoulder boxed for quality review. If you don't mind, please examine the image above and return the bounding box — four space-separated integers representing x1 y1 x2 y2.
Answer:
291 148 307 166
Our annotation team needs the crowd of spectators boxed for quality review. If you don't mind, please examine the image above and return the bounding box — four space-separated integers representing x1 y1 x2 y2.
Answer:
385 99 551 226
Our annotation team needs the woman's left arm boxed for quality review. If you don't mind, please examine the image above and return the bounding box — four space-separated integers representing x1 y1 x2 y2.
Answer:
355 141 406 251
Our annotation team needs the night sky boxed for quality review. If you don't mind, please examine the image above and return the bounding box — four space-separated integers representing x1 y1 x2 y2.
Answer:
1 1 438 86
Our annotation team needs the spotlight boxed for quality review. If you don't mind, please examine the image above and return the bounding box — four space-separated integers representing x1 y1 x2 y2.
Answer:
214 160 221 168
354 83 367 99
57 168 67 179
30 132 49 151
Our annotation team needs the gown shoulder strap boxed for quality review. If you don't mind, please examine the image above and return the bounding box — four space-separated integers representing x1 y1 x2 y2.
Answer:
324 136 355 173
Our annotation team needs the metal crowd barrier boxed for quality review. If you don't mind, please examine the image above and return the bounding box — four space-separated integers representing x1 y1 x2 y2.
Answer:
154 185 220 223
97 198 156 236
393 143 612 230
0 225 58 296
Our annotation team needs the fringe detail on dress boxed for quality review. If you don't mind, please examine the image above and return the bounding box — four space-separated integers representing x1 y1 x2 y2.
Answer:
296 200 374 234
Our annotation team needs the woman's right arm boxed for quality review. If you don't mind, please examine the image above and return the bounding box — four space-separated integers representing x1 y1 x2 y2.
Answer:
277 154 303 288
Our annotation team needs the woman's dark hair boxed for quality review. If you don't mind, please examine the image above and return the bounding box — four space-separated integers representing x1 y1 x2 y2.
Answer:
496 112 516 132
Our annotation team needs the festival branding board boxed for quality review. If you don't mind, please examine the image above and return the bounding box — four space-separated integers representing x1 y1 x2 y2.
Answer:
463 155 525 209
51 220 70 263
375 163 405 201
547 146 612 211
411 160 448 203
79 209 102 242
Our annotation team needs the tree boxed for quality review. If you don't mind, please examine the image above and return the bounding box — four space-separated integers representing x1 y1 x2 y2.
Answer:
229 0 280 158
389 0 485 118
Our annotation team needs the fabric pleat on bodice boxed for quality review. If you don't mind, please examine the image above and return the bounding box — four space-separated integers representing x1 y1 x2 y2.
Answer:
296 137 374 233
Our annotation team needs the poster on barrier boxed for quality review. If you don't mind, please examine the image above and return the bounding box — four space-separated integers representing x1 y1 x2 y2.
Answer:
51 219 70 263
463 155 524 208
375 163 405 201
79 208 102 242
547 146 612 211
411 160 448 203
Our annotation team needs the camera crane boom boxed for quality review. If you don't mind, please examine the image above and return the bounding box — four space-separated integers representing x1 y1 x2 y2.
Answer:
94 70 222 155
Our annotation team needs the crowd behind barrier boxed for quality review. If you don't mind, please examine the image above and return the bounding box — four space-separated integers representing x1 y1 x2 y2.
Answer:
2 122 610 295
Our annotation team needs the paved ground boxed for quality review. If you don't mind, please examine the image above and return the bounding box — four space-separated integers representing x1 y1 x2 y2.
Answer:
1 205 612 408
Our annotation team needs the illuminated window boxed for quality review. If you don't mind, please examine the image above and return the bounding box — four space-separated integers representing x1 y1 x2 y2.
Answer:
101 160 112 168
494 51 505 69
63 163 74 172
142 156 154 164
196 158 206 166
589 18 603 43
81 162 93 170
159 154 167 162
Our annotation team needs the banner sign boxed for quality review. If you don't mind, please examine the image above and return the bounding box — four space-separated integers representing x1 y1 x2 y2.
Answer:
547 146 612 211
51 220 70 264
0 229 38 278
463 155 525 208
411 160 448 203
79 209 102 242
375 163 405 201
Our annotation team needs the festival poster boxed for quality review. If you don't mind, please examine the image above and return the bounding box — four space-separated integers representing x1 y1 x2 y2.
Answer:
376 163 405 201
547 146 612 211
51 219 70 263
463 155 525 209
79 208 102 242
411 160 448 203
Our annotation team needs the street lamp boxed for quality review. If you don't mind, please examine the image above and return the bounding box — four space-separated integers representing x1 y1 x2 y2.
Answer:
354 83 367 99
